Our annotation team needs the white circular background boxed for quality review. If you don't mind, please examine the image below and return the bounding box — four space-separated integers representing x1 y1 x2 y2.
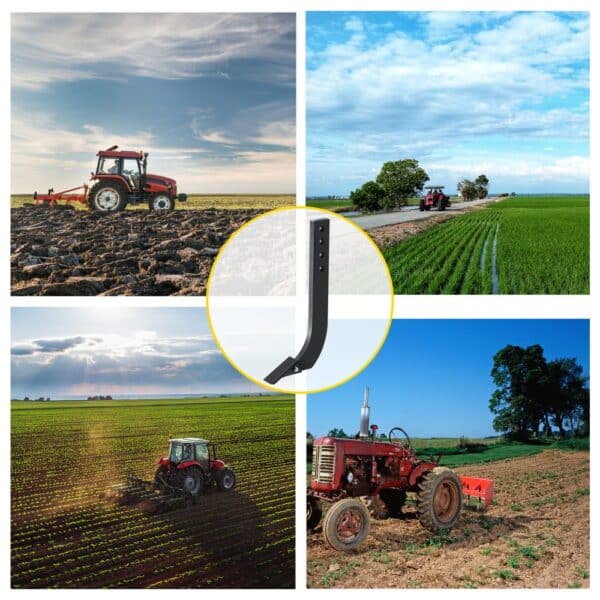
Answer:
207 208 393 393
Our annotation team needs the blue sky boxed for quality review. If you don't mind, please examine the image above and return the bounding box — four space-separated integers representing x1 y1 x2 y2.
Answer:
308 320 590 438
307 12 589 196
11 13 295 193
11 308 263 398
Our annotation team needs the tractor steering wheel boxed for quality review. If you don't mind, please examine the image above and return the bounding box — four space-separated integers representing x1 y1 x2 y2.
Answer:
389 427 412 450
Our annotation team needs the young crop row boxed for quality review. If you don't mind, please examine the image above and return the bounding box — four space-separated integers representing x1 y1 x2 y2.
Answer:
383 196 589 294
11 396 295 588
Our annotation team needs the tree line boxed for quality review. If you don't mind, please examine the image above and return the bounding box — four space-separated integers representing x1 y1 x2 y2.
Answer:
348 157 489 212
490 344 588 440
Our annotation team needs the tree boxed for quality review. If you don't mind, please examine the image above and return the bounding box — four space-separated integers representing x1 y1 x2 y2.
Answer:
490 344 589 440
327 428 349 438
489 344 547 440
545 358 588 437
474 174 489 199
458 179 478 201
376 159 429 209
349 180 386 212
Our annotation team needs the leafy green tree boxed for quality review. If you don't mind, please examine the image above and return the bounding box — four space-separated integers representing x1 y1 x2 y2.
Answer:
545 358 589 437
349 180 386 212
475 174 489 199
458 179 478 201
327 428 349 438
376 159 429 208
489 344 547 439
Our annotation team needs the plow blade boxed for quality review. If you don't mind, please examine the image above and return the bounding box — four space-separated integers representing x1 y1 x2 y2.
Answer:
460 476 494 509
99 476 191 514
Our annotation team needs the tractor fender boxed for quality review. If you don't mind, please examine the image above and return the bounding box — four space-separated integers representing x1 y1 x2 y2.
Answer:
408 461 438 487
212 459 225 470
157 457 170 467
92 174 133 192
176 460 203 471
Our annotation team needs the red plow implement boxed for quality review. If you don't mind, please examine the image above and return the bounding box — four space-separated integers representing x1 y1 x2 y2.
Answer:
33 185 88 207
460 475 494 509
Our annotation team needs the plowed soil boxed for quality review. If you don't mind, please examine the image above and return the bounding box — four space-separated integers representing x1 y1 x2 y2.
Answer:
11 205 261 296
307 450 589 588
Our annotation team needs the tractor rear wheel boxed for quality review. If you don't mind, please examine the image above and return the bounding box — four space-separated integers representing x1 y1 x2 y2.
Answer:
307 496 322 530
322 498 370 551
216 468 236 491
88 182 128 212
417 466 462 531
178 467 204 496
149 193 175 211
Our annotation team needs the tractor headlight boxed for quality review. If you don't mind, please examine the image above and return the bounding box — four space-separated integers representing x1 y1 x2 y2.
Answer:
346 472 354 483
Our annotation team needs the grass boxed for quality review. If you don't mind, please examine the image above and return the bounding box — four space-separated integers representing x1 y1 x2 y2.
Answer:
11 193 295 210
383 195 589 294
306 196 426 212
307 435 588 472
11 395 295 588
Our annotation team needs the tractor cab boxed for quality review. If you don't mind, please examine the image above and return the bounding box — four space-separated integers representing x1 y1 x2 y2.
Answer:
155 437 235 497
95 148 146 192
165 437 221 471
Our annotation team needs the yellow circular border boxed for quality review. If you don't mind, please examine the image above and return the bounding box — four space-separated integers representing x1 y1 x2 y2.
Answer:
206 205 395 395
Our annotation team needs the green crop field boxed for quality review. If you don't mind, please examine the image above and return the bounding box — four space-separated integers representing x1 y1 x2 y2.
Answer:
383 195 589 294
11 395 295 588
11 194 295 210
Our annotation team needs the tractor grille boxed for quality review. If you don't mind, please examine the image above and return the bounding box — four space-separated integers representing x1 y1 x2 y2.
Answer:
312 445 335 484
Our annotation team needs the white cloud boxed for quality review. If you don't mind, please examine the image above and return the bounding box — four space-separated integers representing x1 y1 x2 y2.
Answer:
307 12 589 193
12 13 295 89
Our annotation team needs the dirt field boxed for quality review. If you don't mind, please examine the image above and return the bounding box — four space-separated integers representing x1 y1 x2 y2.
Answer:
11 205 262 295
307 450 589 588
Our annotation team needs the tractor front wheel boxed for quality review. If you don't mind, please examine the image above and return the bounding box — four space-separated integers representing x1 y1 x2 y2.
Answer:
149 193 175 211
419 199 425 212
88 182 128 212
417 467 462 531
323 498 370 551
307 496 322 530
216 468 236 491
178 467 204 496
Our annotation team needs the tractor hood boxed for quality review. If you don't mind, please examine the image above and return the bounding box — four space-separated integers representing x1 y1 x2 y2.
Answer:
146 173 177 186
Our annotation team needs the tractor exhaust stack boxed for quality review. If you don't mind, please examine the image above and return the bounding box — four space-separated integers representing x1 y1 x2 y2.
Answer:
359 387 370 438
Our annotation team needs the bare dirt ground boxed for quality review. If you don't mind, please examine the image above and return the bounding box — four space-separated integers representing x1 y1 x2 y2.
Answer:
11 205 261 296
307 450 589 589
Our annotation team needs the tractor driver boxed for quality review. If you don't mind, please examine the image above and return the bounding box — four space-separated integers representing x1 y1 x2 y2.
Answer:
108 159 120 174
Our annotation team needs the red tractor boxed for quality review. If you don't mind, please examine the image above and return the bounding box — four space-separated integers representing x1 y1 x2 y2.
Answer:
154 437 236 496
33 146 187 212
307 390 493 551
420 186 450 212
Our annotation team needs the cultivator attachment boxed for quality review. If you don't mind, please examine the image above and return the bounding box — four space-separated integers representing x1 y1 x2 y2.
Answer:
33 184 88 207
460 476 494 509
100 475 194 515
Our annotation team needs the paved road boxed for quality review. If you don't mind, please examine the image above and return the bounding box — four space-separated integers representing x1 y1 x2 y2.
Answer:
347 197 498 229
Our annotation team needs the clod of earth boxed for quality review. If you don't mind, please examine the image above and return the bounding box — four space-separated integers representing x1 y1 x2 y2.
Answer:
11 205 261 296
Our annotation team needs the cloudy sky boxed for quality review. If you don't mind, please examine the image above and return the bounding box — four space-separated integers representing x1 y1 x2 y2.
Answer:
11 13 295 194
307 12 589 196
11 308 263 399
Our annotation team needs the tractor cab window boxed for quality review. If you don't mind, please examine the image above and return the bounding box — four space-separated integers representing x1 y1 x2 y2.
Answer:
97 157 120 174
181 444 193 461
122 158 141 189
169 443 183 463
195 444 209 464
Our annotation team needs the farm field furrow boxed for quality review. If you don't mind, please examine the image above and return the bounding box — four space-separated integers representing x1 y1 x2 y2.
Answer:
382 196 589 294
11 396 295 588
307 449 589 589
